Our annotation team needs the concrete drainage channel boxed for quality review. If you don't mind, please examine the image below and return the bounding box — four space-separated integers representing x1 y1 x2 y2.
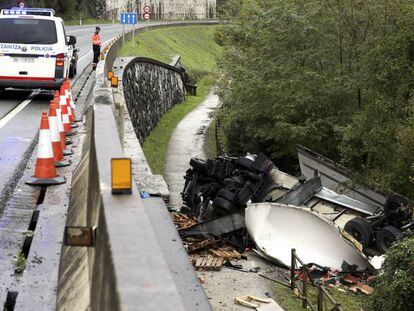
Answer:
1 65 95 310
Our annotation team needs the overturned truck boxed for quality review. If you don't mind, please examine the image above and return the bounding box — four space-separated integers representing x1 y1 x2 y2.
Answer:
180 148 413 269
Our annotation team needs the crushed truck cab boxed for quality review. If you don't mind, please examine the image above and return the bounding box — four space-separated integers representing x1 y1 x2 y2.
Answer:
0 8 78 90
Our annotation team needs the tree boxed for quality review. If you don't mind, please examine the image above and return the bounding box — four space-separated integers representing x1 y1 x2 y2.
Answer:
368 237 414 311
217 0 414 199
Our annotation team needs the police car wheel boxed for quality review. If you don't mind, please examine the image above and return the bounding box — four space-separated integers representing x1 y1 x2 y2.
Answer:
68 65 75 78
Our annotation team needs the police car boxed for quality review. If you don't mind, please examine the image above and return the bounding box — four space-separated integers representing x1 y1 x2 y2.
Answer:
0 7 78 91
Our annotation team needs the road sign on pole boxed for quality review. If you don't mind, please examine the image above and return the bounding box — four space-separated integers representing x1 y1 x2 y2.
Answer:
143 12 150 20
120 12 137 25
120 12 138 47
143 6 150 13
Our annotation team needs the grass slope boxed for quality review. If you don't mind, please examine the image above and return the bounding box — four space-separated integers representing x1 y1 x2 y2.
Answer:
273 283 366 311
119 25 221 75
119 25 221 174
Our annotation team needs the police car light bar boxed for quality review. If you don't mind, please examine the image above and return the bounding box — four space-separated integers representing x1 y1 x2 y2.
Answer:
1 8 55 16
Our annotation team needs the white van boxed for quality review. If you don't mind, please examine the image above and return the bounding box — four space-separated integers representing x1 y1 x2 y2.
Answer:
0 7 78 90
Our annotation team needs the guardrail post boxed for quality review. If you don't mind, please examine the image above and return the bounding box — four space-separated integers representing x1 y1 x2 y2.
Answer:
290 248 296 290
302 266 308 309
318 285 323 311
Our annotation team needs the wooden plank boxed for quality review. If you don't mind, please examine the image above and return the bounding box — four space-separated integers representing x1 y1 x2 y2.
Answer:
195 257 204 269
205 257 214 268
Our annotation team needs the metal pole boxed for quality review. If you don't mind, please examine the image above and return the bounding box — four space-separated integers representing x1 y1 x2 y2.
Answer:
302 266 308 309
317 286 323 311
290 249 296 290
122 24 125 45
80 19 82 26
132 24 135 48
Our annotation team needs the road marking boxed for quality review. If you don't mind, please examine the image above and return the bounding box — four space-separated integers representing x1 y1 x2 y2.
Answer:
0 91 38 129
77 38 113 62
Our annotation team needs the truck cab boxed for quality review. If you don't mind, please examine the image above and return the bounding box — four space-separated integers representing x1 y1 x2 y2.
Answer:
0 7 78 91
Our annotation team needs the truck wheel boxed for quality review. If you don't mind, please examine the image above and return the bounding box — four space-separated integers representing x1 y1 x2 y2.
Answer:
235 157 255 170
190 158 207 173
213 196 237 215
344 217 373 247
376 226 403 253
216 189 240 206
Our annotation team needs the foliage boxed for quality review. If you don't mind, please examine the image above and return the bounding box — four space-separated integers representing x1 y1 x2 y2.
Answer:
15 252 26 274
0 0 98 19
368 237 414 311
217 0 414 198
204 118 218 159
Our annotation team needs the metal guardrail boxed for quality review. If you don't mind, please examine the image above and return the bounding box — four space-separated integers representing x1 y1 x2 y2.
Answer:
290 249 343 311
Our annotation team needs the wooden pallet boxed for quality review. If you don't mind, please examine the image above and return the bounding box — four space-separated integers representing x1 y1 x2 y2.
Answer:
209 248 241 260
171 212 198 231
194 256 225 271
186 238 218 253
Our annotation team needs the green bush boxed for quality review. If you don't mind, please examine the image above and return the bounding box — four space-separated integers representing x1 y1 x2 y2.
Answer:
368 237 414 311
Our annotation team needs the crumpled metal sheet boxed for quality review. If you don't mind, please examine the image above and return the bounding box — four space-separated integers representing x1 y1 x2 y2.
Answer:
315 188 379 216
245 203 371 271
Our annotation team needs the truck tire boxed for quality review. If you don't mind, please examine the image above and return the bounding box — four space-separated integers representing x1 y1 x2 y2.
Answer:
216 189 239 206
344 217 373 247
376 226 402 253
212 197 237 215
190 158 207 173
235 157 255 170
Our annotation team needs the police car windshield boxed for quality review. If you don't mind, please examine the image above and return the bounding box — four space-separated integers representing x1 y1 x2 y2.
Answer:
0 18 57 44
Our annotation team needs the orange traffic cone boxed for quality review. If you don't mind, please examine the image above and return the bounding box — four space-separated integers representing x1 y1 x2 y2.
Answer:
64 80 79 126
61 102 76 136
55 93 73 155
26 112 66 186
49 101 71 167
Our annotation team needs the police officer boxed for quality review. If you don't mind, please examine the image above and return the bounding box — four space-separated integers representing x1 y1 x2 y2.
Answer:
92 26 101 70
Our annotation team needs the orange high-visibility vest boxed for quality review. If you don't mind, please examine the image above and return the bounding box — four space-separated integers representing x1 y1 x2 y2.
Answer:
92 33 101 46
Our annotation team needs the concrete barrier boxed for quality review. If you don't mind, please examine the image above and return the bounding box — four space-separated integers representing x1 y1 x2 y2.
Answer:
57 21 216 310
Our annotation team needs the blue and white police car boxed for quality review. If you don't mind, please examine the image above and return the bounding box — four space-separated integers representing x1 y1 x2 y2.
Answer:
0 7 78 91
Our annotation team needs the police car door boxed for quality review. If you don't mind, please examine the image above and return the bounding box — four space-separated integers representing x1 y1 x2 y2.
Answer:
0 16 58 82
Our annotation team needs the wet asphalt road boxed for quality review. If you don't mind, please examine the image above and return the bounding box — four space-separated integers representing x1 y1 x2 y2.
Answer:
0 23 132 214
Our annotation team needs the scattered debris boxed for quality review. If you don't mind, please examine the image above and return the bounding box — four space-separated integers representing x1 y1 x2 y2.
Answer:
194 256 225 271
349 282 374 295
208 247 241 260
175 150 414 308
171 212 198 231
234 295 283 310
172 212 242 271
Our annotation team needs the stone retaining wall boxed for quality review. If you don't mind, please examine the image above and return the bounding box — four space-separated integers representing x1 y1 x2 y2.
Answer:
123 57 187 143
